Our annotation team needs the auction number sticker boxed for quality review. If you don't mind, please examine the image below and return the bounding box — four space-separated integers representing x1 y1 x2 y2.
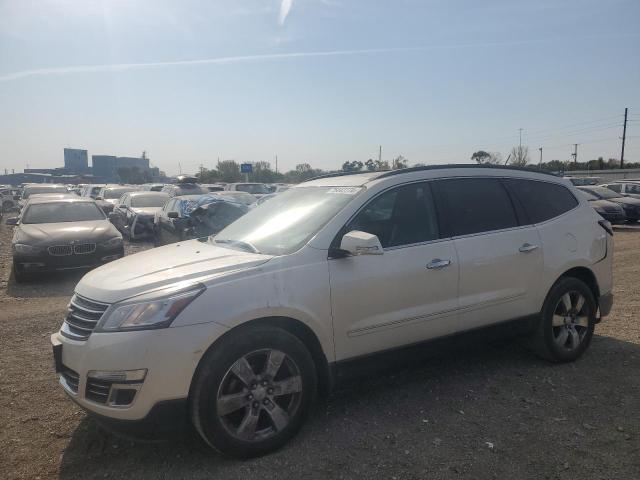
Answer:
327 187 360 195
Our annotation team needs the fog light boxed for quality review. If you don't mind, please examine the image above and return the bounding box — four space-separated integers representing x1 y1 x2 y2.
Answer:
113 388 138 406
87 369 147 383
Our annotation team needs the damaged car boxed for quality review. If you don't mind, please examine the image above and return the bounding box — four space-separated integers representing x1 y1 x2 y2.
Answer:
109 191 170 240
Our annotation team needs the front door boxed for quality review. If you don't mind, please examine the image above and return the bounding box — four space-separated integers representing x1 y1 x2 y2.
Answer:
329 182 460 361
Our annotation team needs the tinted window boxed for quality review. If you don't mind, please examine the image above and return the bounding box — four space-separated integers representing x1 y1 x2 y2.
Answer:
22 202 105 224
348 183 439 248
606 184 622 193
504 179 578 224
627 184 640 194
131 195 168 208
433 178 517 236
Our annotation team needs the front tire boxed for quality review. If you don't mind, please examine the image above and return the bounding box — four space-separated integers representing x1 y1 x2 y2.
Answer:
191 326 317 458
530 277 596 362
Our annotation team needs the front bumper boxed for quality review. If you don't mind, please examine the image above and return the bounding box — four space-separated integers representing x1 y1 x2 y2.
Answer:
14 246 124 272
51 320 229 421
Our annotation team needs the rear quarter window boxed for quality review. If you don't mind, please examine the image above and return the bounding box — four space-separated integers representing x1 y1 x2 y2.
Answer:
503 179 578 224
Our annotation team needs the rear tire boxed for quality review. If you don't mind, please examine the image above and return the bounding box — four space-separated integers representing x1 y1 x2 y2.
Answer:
529 277 596 362
190 326 317 458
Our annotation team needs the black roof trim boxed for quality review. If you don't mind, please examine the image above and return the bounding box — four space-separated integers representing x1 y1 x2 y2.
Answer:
305 164 557 184
375 164 558 179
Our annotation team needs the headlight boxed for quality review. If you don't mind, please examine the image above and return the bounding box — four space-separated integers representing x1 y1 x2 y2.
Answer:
13 243 42 254
97 284 205 332
99 236 123 249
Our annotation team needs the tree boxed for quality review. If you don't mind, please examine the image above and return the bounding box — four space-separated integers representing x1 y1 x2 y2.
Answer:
471 150 502 165
509 146 529 166
217 160 241 183
391 155 409 169
342 161 363 172
375 159 390 170
365 159 376 171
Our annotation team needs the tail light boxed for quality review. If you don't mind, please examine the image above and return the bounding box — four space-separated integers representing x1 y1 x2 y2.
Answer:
598 219 613 236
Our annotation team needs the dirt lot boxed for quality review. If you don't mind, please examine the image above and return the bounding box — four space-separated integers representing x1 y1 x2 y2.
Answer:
1 220 639 480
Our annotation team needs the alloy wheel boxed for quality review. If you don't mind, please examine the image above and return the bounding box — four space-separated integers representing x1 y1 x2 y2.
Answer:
551 291 590 351
216 349 303 442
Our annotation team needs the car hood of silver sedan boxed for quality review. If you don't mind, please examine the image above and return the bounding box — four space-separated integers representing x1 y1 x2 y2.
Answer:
130 206 162 216
14 220 120 246
75 239 273 303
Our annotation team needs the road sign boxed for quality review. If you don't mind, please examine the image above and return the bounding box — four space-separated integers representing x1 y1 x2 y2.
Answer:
240 163 253 174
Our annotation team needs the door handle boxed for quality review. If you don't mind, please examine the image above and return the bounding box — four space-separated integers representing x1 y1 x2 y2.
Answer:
519 243 539 253
426 259 452 270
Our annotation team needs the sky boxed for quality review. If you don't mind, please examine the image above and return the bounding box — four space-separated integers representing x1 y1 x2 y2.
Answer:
0 0 639 176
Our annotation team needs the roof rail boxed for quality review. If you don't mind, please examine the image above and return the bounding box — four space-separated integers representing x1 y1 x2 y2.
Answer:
375 163 559 179
305 164 557 183
304 170 387 182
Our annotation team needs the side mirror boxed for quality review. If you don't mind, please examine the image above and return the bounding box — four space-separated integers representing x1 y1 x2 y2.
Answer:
168 211 179 219
5 217 19 226
339 230 384 256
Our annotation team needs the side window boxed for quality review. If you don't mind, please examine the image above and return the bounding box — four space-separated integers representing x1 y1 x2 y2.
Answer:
433 178 518 236
606 184 622 193
503 179 578 224
627 184 640 194
347 182 439 248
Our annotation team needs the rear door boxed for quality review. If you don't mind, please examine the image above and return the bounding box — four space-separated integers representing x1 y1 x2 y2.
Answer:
329 182 460 361
432 177 543 330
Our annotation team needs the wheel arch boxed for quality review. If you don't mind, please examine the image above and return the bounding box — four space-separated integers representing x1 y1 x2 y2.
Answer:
557 266 600 303
189 316 334 401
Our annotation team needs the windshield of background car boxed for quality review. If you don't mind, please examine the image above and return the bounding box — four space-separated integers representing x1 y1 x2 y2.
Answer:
22 186 67 199
103 187 137 199
587 187 619 199
22 202 106 224
131 195 168 208
214 186 362 255
235 184 270 194
578 189 599 201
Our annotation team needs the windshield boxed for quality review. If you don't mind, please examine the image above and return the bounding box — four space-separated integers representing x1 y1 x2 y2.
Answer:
132 195 168 208
214 186 362 255
22 202 105 224
22 186 67 199
103 188 136 199
235 184 270 194
584 187 619 199
579 190 599 201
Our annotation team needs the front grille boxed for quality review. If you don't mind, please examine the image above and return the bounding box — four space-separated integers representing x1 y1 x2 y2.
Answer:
61 294 110 341
73 243 96 255
61 366 79 393
48 245 73 256
85 378 111 404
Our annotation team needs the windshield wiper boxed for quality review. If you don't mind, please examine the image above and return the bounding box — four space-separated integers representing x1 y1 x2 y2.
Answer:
214 238 261 254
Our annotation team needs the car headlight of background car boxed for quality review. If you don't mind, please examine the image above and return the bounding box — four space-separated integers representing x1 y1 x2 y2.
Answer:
99 236 123 249
13 243 42 255
96 283 205 332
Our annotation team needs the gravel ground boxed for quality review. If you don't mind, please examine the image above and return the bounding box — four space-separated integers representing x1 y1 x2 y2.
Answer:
1 220 639 480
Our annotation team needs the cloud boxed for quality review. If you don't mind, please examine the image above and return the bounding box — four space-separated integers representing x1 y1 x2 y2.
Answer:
2 33 636 83
278 0 293 26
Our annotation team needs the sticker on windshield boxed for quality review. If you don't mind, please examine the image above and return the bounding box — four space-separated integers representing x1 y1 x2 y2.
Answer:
327 187 360 195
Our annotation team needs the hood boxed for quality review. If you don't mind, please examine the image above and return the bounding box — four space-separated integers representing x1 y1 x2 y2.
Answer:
75 239 273 303
15 220 119 246
131 206 162 216
589 199 624 212
610 196 640 206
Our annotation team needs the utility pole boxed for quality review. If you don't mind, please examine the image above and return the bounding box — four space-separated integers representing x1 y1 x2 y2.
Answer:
378 145 382 164
571 144 579 164
275 155 278 174
199 163 204 181
518 128 523 148
621 107 628 169
538 147 543 167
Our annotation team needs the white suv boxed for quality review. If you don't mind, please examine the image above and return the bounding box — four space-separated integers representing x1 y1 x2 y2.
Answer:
52 166 614 457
